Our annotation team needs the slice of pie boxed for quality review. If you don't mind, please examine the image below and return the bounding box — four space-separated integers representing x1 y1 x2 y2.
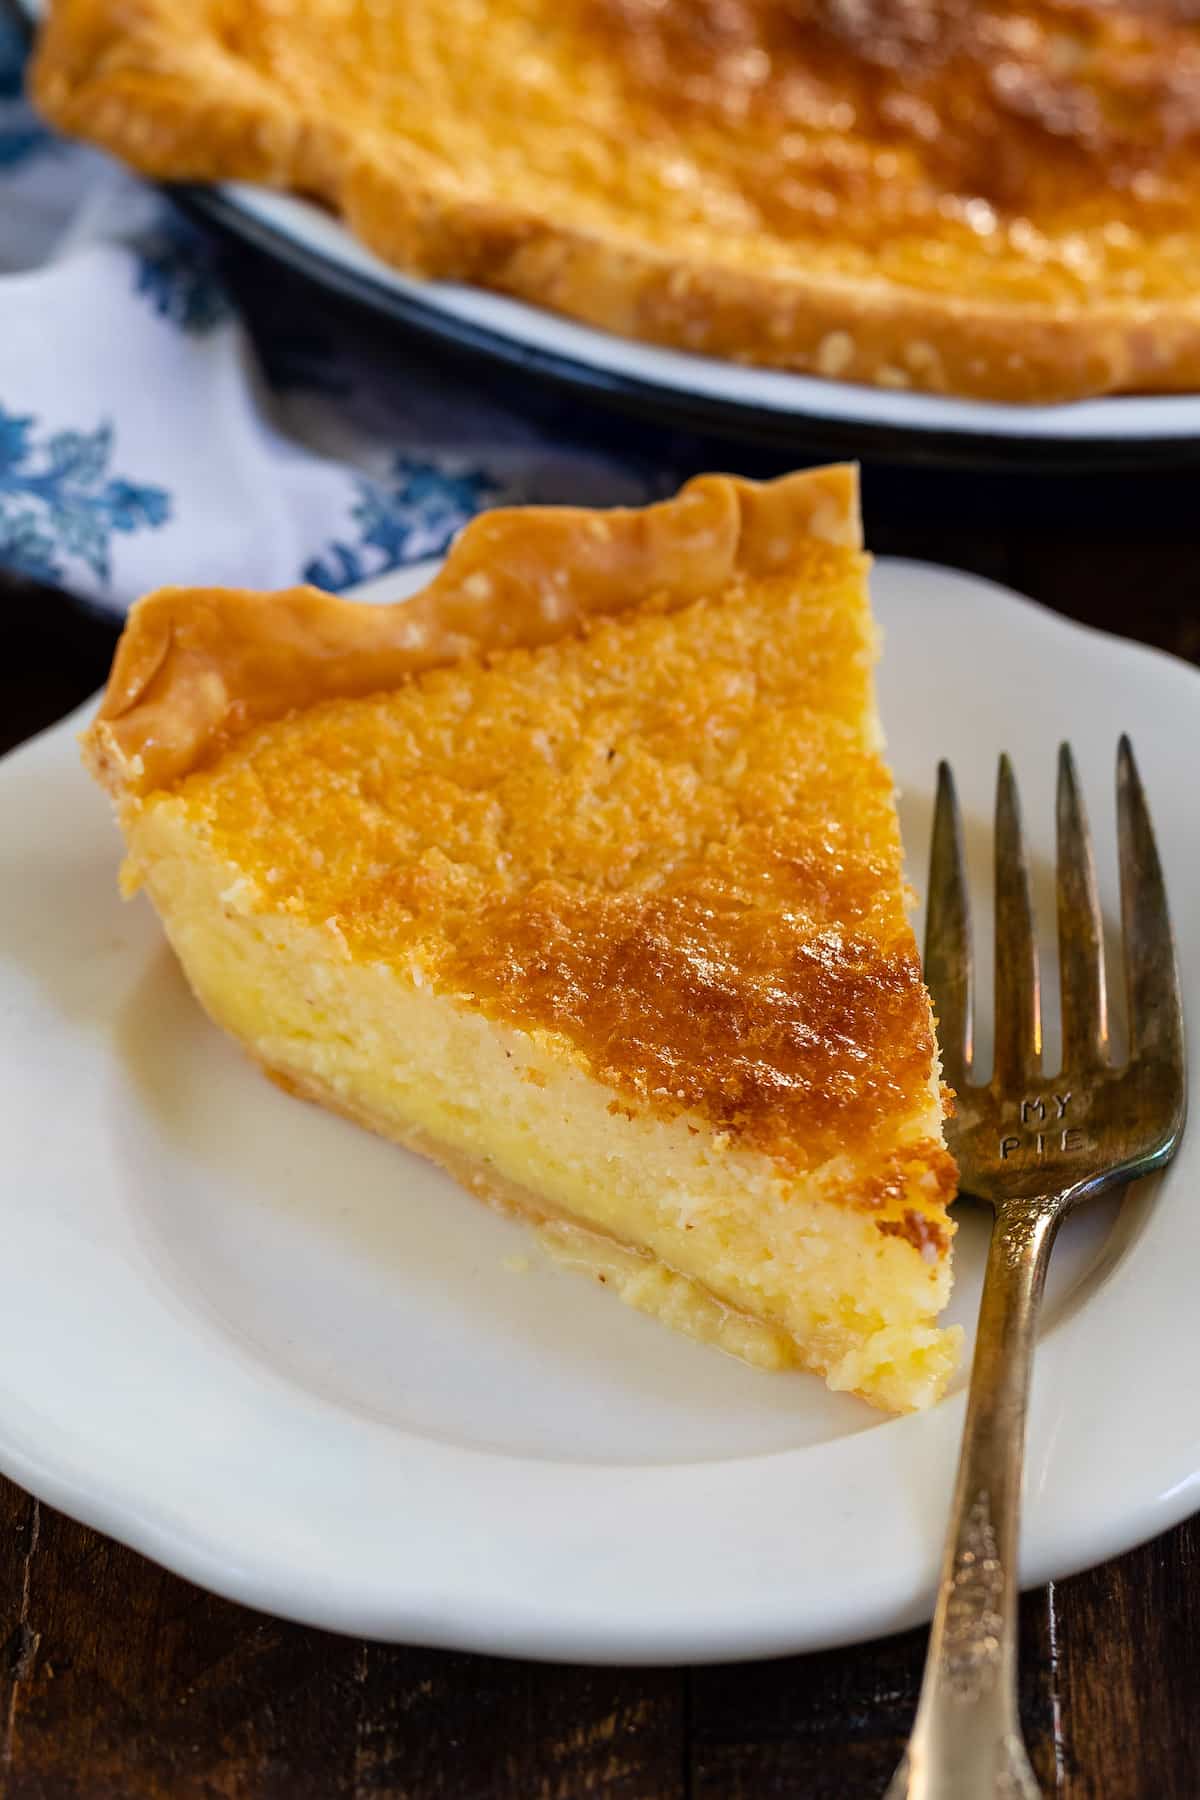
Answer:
31 0 1200 402
84 467 960 1411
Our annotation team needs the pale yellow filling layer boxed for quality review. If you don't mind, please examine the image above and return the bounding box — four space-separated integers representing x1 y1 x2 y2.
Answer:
125 799 961 1412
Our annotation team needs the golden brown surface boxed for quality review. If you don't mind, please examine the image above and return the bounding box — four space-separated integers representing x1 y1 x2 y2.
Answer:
32 0 1200 401
176 562 934 1173
90 469 952 1194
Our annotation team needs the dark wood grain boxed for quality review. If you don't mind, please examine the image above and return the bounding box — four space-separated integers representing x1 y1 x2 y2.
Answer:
0 1490 685 1799
2 460 1198 1800
687 1594 1060 1799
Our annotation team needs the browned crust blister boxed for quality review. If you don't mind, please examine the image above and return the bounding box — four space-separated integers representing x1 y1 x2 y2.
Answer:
31 0 1200 404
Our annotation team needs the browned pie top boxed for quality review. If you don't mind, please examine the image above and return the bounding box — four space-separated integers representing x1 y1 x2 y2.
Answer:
601 0 1200 219
31 0 1200 400
91 470 955 1204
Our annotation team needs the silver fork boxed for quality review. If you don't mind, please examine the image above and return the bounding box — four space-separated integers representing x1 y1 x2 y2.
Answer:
885 739 1186 1800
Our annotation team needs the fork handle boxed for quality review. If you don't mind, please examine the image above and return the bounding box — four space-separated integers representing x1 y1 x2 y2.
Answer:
885 1196 1064 1800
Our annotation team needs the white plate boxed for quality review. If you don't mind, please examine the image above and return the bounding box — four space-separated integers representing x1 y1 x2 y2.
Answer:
192 184 1200 466
1 557 1198 1662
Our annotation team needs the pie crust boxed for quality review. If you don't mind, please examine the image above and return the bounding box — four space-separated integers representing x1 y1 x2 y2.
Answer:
84 465 860 798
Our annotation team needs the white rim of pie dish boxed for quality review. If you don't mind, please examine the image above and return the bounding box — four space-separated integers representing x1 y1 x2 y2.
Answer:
220 184 1200 448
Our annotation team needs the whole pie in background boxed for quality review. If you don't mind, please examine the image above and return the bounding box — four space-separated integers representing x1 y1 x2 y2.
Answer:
31 0 1200 402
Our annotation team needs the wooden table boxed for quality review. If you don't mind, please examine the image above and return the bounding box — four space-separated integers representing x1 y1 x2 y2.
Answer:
2 456 1198 1799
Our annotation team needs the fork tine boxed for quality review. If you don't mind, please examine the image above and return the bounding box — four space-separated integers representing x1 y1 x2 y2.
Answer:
992 754 1041 1086
924 760 973 1089
1118 737 1184 1067
1057 744 1107 1064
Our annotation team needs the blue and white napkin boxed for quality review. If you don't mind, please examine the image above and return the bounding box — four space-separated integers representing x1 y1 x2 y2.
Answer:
0 17 676 618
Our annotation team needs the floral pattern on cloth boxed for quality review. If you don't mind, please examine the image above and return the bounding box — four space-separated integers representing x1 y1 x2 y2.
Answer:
0 407 169 585
304 461 503 592
0 29 674 617
132 218 233 336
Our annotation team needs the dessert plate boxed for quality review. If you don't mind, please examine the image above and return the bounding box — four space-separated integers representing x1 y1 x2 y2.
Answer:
1 557 1198 1661
185 184 1200 474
